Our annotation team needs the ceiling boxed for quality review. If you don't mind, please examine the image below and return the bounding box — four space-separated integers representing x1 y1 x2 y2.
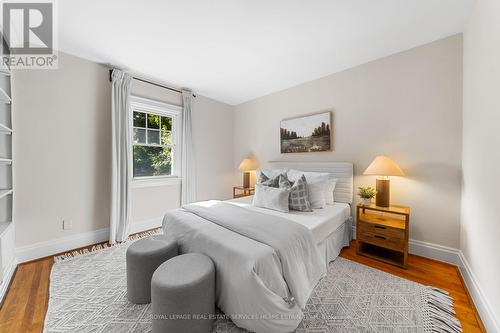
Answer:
58 0 474 105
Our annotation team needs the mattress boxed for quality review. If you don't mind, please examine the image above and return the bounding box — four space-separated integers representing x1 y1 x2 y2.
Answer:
228 195 351 244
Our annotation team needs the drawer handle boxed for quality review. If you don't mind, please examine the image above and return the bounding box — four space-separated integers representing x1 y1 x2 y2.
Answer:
374 225 386 229
374 235 386 240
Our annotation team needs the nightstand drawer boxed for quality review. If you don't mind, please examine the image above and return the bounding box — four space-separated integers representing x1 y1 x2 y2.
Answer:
358 222 405 239
358 232 405 252
356 204 410 268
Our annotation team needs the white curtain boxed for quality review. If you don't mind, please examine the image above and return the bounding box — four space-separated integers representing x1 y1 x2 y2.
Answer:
110 69 133 244
181 89 196 204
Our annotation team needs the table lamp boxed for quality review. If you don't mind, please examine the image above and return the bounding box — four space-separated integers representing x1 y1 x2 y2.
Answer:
238 158 259 188
363 155 404 207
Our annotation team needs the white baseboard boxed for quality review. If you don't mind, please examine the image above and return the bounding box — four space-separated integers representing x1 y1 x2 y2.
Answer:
128 217 163 234
15 217 164 263
458 252 499 333
0 257 18 304
408 239 461 265
15 228 110 263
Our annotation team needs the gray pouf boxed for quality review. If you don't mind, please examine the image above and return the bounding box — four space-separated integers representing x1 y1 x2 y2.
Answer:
151 253 215 333
126 235 177 304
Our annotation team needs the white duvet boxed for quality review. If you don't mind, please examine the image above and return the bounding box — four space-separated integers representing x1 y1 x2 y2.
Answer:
162 200 327 333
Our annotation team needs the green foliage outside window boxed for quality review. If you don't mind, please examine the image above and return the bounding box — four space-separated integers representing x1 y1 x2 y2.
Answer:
133 111 174 177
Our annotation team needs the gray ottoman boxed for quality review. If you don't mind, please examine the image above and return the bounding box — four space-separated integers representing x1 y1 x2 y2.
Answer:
151 253 215 333
126 235 177 304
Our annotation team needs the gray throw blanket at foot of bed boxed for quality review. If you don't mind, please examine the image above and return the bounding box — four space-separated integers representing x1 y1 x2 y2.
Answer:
183 201 326 308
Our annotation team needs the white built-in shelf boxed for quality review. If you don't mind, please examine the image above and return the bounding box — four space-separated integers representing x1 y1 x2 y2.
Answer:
0 221 12 237
0 87 11 104
0 40 14 304
0 189 13 199
0 123 12 134
0 64 10 76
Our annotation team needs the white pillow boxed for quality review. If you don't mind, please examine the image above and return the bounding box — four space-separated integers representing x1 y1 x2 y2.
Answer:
306 176 328 209
287 169 332 208
324 178 338 205
287 169 338 208
252 184 291 213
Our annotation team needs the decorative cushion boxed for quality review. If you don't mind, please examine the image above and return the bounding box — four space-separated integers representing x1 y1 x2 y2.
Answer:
252 184 291 213
324 178 338 205
257 173 281 188
279 174 312 212
257 168 287 180
287 169 337 208
307 176 328 209
257 172 268 184
287 170 328 209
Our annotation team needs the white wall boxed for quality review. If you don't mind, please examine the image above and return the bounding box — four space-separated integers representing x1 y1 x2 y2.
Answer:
12 53 111 248
461 0 500 330
192 96 235 200
12 52 235 249
234 35 463 248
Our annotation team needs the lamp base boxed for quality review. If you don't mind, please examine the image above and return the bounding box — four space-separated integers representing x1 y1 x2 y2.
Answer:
376 178 390 207
242 172 250 188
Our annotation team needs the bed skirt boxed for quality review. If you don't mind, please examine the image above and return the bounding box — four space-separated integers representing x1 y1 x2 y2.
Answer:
317 216 353 265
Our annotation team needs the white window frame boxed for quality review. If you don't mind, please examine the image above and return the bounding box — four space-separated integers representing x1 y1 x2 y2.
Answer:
129 96 182 187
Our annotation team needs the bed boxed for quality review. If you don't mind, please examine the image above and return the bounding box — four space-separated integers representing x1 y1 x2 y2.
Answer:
229 195 352 265
162 162 353 333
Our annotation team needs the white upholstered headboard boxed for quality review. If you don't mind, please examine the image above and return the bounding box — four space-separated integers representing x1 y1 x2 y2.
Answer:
268 161 354 204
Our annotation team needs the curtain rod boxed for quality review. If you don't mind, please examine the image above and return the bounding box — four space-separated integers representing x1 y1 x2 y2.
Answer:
108 69 196 97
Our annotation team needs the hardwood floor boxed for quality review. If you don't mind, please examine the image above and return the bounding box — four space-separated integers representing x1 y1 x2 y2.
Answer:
0 240 485 332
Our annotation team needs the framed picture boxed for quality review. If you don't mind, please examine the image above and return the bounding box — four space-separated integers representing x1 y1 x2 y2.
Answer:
280 111 332 153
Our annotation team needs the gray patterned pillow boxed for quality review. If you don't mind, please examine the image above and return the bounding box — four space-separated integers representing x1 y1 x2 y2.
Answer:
257 173 280 188
257 172 269 184
279 174 312 212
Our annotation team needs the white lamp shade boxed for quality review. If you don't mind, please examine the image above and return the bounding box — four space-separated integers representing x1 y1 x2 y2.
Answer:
238 158 259 171
363 155 405 176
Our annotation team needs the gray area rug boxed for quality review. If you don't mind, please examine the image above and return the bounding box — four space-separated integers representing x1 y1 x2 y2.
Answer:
44 237 462 333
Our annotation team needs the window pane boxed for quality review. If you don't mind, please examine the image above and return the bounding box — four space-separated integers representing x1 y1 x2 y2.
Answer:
133 128 146 144
161 116 172 131
161 130 172 145
133 146 172 177
148 129 160 145
133 112 146 127
147 114 160 129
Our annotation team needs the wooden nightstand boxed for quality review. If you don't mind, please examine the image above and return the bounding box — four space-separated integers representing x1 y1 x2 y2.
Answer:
233 186 255 198
356 203 410 268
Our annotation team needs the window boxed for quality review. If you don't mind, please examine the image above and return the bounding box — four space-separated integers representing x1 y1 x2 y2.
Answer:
130 96 181 180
